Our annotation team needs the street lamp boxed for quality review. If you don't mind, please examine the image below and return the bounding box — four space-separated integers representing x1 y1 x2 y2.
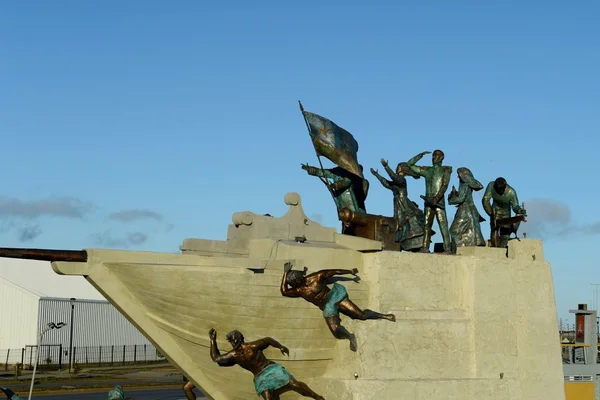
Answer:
28 322 67 400
68 298 76 373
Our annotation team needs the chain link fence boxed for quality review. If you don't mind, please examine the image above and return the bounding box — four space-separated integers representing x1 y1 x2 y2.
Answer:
2 344 167 371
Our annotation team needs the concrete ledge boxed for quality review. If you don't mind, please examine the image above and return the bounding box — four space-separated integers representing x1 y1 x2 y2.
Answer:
456 246 507 259
334 233 383 252
507 239 545 261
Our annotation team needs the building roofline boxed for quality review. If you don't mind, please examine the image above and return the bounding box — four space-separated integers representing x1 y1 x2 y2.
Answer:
39 296 109 304
0 276 44 298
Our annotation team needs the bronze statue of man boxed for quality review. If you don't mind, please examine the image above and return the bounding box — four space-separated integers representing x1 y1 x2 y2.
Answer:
301 164 368 235
209 328 324 400
482 177 527 248
280 263 395 352
406 150 453 253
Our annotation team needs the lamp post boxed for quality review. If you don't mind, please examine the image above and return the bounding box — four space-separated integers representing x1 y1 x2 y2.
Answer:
68 298 76 373
28 322 66 400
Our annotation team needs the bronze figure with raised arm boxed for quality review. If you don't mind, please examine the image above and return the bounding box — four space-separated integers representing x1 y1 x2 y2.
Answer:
280 262 395 352
301 164 368 235
406 150 453 253
371 158 428 252
209 329 324 400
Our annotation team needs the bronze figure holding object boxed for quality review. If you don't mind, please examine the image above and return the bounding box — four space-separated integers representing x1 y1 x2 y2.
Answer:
447 167 486 250
301 164 368 235
280 262 395 352
482 177 527 248
299 104 368 231
209 329 324 400
406 150 453 253
370 159 429 252
301 164 368 213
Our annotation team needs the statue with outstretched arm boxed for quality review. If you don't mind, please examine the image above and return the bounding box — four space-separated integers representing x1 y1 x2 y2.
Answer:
301 163 368 235
371 158 428 252
406 150 453 253
209 328 324 400
301 163 368 213
482 177 527 248
280 262 395 352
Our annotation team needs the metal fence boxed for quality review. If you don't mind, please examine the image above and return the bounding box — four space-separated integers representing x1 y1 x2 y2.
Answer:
2 344 166 370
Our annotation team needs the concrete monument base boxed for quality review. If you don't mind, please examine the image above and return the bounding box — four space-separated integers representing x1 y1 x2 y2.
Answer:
49 193 564 399
303 244 564 399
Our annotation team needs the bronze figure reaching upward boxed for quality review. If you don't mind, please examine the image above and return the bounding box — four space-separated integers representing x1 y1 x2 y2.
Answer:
280 263 395 352
371 159 428 252
209 329 324 400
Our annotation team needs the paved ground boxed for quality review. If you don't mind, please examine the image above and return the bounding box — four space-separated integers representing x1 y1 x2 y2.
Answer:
0 365 211 398
1 364 185 393
30 387 205 399
5 377 183 391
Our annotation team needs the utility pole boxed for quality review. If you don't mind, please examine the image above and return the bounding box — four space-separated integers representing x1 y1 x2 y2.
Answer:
68 298 76 373
590 284 600 337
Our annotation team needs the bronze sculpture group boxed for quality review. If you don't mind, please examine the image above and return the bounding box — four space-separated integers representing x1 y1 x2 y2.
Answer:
209 264 394 399
303 149 526 253
206 105 530 399
299 104 527 252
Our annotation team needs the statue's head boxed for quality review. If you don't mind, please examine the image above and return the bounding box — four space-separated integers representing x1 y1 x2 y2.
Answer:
432 150 444 165
457 167 483 191
286 270 306 288
396 162 419 180
494 177 507 195
226 330 245 350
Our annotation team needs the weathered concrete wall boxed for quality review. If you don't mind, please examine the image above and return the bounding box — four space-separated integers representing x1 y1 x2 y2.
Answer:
305 239 565 400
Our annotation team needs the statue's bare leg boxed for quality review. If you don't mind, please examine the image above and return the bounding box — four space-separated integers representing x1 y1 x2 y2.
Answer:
324 315 357 351
183 381 196 400
338 298 396 322
421 206 435 252
261 389 279 400
281 380 325 400
435 208 452 252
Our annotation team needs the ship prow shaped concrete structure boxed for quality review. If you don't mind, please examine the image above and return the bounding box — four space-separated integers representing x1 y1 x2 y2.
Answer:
44 192 563 399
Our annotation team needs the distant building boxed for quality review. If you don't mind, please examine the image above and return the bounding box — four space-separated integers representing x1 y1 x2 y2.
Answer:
562 304 600 400
0 258 158 366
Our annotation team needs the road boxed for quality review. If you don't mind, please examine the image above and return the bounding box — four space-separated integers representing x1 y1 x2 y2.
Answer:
26 387 205 399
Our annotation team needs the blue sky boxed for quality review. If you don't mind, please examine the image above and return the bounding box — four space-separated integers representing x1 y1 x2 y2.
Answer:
1 1 598 321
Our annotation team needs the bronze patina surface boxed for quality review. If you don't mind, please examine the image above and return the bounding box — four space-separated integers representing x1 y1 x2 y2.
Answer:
280 262 395 352
209 328 324 400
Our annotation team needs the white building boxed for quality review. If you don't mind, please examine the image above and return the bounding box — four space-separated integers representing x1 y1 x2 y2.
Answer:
0 258 159 366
